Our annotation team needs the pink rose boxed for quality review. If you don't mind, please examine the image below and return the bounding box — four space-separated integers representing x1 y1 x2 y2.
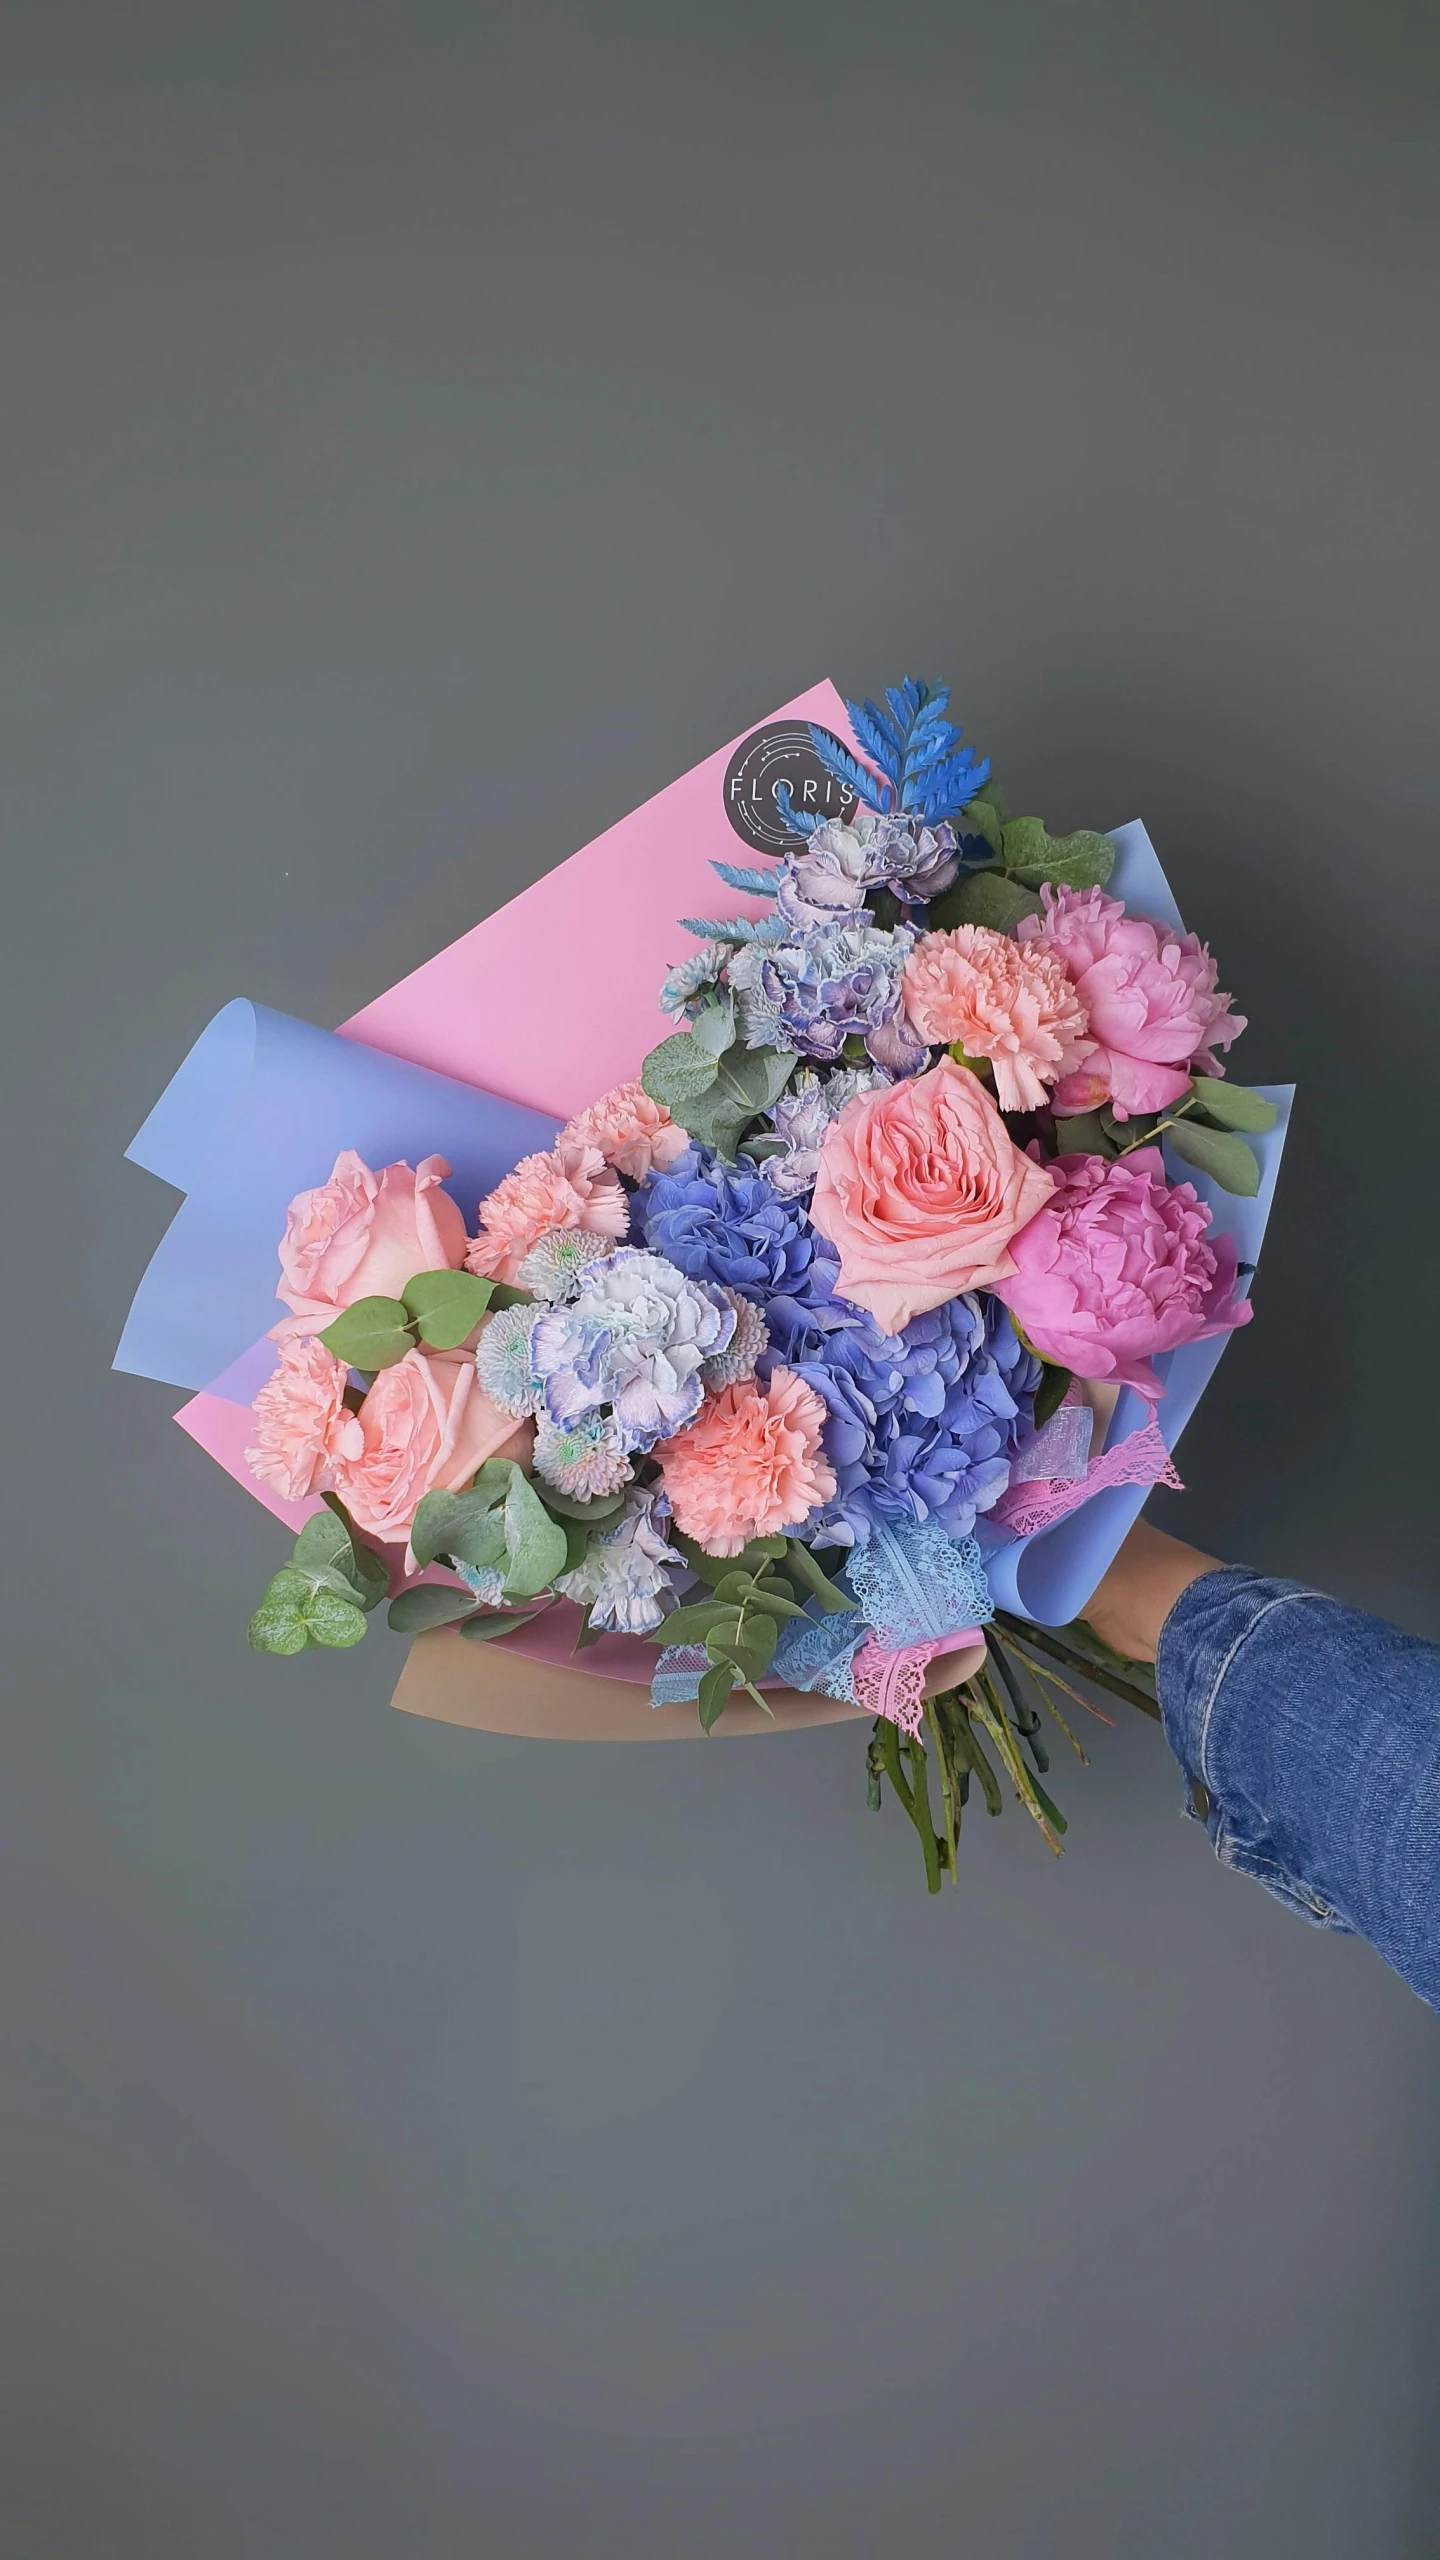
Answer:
558 1082 690 1182
902 923 1093 1112
1018 886 1245 1120
808 1056 1056 1334
465 1143 628 1284
330 1345 534 1544
991 1145 1251 1398
274 1150 468 1339
245 1336 363 1502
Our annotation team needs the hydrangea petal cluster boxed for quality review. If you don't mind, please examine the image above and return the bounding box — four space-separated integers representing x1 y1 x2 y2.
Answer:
701 1288 769 1388
632 1144 828 1305
766 1280 1039 1546
246 1337 361 1501
558 1082 690 1182
727 920 924 1068
533 1411 633 1500
466 1144 629 1284
902 924 1093 1112
529 1247 735 1453
992 1144 1251 1397
759 1064 893 1199
1019 885 1245 1120
657 1368 836 1557
776 810 959 929
555 1489 684 1634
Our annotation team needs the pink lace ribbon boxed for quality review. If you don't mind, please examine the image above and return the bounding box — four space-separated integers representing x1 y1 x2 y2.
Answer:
990 1415 1182 1541
851 1629 985 1740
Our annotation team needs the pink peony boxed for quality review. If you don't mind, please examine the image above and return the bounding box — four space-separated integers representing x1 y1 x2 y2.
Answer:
1018 885 1245 1121
558 1082 690 1181
991 1145 1251 1398
656 1368 836 1556
330 1346 534 1543
245 1336 362 1502
465 1143 629 1284
902 923 1093 1112
274 1150 468 1339
808 1056 1056 1334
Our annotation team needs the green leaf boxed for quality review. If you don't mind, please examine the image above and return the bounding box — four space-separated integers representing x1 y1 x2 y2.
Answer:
958 794 1004 857
926 868 1043 935
500 1466 569 1598
409 1482 512 1573
1164 1117 1261 1196
346 1546 390 1613
750 1576 809 1620
1001 818 1115 892
697 1661 736 1733
534 1483 625 1523
675 1042 795 1158
1052 1110 1116 1158
561 1517 593 1575
573 1603 604 1651
247 1579 312 1655
292 1510 354 1579
305 1588 370 1648
386 1584 480 1634
724 1612 778 1679
783 1540 854 1614
318 1294 414 1370
1186 1076 1277 1134
640 1029 721 1115
486 1281 533 1311
459 1607 545 1642
688 993 736 1057
1032 1362 1073 1429
710 1570 759 1604
401 1268 496 1348
653 1600 742 1649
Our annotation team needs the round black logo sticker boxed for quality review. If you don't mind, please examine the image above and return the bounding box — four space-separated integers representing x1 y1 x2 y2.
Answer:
722 722 858 854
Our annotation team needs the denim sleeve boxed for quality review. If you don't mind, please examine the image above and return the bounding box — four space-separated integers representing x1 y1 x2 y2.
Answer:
1155 1568 1440 2012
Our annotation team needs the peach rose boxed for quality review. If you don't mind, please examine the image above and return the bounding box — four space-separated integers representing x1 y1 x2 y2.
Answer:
558 1082 690 1182
902 924 1092 1113
274 1150 468 1339
465 1143 628 1284
330 1346 534 1544
245 1336 363 1502
808 1056 1056 1334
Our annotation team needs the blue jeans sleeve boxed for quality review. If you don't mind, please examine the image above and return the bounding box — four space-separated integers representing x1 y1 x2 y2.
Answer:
1155 1567 1440 2012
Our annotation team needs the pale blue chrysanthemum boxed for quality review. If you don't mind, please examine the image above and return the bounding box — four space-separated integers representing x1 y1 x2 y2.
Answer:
555 1489 685 1636
475 1304 540 1416
659 943 730 1016
518 1226 614 1304
701 1288 769 1388
533 1411 633 1500
454 1558 507 1607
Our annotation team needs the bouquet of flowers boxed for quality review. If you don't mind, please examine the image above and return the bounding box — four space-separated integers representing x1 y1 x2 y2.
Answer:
117 680 1290 1889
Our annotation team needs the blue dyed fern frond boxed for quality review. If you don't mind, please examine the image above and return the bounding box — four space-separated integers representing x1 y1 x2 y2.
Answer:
679 914 788 944
773 781 821 837
710 859 780 897
806 723 890 814
837 678 991 828
902 746 992 825
846 697 904 784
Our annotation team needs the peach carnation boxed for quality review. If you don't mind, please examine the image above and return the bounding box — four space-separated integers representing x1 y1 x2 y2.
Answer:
465 1143 628 1284
559 1082 690 1182
656 1368 835 1557
245 1336 362 1502
902 924 1092 1113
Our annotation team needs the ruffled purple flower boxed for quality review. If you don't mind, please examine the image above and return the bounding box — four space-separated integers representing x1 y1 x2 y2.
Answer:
776 810 959 929
555 1488 684 1635
765 1285 1041 1546
759 1064 893 1199
727 920 925 1069
529 1247 734 1455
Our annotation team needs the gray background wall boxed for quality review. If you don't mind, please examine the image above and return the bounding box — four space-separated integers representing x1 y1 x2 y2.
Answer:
4 4 1438 2553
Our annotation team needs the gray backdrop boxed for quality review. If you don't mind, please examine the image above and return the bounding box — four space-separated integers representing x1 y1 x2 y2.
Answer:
4 4 1438 2554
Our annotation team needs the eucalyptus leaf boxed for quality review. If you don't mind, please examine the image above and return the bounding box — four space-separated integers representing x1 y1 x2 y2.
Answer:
459 1607 545 1643
318 1294 414 1370
573 1604 604 1652
386 1584 481 1635
957 794 1004 858
304 1589 369 1648
1052 1110 1116 1158
292 1511 355 1579
721 1612 779 1679
500 1467 569 1597
697 1662 736 1733
783 1540 854 1614
688 994 736 1058
1164 1117 1261 1196
535 1484 625 1523
1001 818 1115 892
1031 1363 1074 1430
675 1042 795 1158
401 1268 496 1348
409 1482 513 1573
1186 1076 1277 1134
654 1600 743 1650
641 1029 721 1115
347 1546 390 1613
561 1517 593 1575
926 869 1043 935
247 1577 312 1655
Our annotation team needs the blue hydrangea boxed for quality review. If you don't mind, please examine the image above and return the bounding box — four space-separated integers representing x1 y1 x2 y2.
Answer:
631 1146 831 1307
767 1284 1041 1547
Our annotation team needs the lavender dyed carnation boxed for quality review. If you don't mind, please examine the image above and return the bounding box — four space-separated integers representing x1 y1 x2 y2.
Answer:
776 810 959 930
759 1064 892 1199
528 1246 734 1454
727 920 925 1069
555 1489 685 1636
